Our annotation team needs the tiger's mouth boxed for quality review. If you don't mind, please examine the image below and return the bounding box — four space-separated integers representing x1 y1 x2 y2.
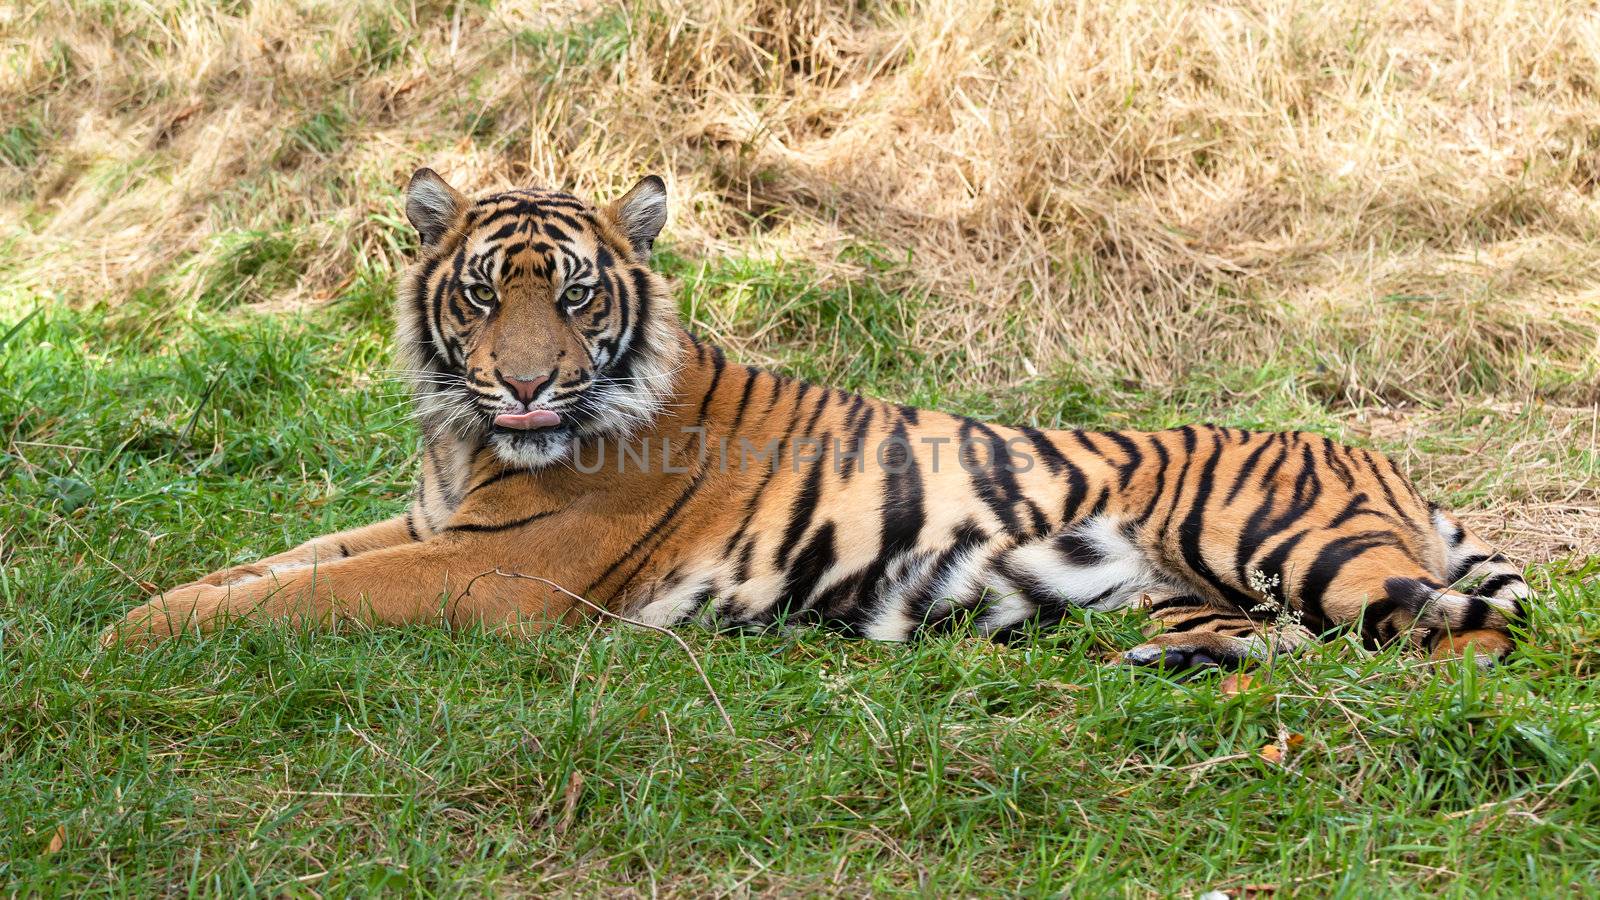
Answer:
486 411 579 467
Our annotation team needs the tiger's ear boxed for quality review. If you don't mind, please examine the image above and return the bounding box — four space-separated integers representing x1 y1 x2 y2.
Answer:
405 168 466 248
606 175 668 260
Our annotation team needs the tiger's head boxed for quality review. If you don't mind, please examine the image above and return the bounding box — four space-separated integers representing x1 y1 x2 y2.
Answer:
396 169 685 468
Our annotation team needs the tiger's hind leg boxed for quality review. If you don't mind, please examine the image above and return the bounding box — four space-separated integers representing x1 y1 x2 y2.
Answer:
1116 590 1313 672
1293 538 1520 664
1425 508 1532 661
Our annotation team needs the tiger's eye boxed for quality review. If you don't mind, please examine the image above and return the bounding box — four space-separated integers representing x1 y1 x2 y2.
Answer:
470 285 496 305
564 285 591 307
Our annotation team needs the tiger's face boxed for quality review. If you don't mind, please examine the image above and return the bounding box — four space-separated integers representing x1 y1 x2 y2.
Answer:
396 170 684 468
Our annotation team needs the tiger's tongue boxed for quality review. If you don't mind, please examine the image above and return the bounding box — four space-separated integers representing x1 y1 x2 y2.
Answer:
494 409 561 430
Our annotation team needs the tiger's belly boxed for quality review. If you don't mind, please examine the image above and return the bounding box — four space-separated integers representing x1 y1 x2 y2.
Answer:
626 511 1173 642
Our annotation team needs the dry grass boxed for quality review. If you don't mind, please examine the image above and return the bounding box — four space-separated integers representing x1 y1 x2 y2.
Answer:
2 0 1597 555
6 0 1600 399
1349 402 1600 561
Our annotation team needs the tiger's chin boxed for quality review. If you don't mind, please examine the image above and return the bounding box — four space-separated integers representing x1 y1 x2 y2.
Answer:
487 425 577 469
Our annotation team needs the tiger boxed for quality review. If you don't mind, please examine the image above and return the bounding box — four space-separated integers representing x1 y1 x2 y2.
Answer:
101 169 1533 669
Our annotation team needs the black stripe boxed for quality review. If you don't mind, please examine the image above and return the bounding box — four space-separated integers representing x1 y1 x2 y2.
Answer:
589 465 710 599
1019 425 1068 476
1320 436 1356 488
841 392 867 430
1233 445 1323 585
695 345 727 421
1326 493 1379 528
960 420 1048 537
1147 593 1206 614
1058 445 1091 526
734 540 756 583
1224 433 1277 505
1364 450 1407 519
1257 435 1292 488
1165 611 1248 633
727 367 760 433
408 256 444 366
994 555 1058 616
717 380 816 558
773 522 838 623
444 508 558 534
405 511 422 542
465 467 525 497
1087 486 1110 518
1054 528 1104 566
835 418 927 627
1136 433 1171 522
1155 431 1197 540
839 403 874 482
1102 431 1144 490
1253 529 1308 599
1458 593 1490 632
1471 572 1521 598
1296 531 1396 631
806 385 832 431
774 431 831 568
904 521 988 637
1070 430 1107 461
1179 431 1258 610
1449 552 1490 582
1357 597 1399 646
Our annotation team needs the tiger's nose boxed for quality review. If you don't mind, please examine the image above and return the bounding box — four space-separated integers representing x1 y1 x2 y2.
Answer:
503 374 549 405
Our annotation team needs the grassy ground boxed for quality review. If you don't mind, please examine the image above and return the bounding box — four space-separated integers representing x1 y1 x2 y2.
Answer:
3 0 1600 896
2 263 1598 896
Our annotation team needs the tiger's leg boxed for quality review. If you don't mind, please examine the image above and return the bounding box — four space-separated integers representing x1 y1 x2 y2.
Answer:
1117 590 1313 671
188 514 420 588
1296 541 1519 663
1429 509 1533 659
101 537 578 647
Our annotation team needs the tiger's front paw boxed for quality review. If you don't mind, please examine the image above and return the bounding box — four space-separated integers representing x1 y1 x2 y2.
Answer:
99 585 229 648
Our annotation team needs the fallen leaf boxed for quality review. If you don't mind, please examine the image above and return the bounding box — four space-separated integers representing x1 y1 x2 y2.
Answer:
1259 744 1283 764
1285 733 1306 751
1219 673 1254 695
556 770 585 837
44 825 65 855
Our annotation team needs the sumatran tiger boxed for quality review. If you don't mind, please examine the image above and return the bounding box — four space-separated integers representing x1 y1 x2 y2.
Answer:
101 170 1532 668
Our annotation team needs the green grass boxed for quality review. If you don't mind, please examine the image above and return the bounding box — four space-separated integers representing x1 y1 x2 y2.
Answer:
2 264 1599 896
